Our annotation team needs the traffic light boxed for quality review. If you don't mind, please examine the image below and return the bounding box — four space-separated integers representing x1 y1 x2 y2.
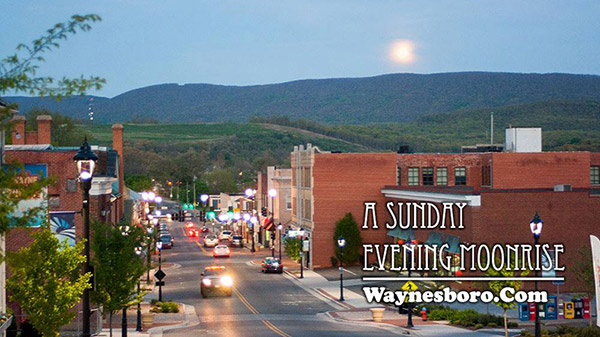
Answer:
261 207 267 217
207 211 215 219
183 204 188 210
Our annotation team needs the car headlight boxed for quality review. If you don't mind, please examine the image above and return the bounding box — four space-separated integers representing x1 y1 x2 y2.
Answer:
202 278 211 286
272 262 279 267
221 275 233 287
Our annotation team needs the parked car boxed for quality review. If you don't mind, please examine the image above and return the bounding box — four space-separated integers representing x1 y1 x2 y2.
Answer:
261 257 283 273
213 244 231 258
159 234 173 249
203 234 219 247
218 230 232 241
229 235 243 247
201 226 209 232
201 266 233 297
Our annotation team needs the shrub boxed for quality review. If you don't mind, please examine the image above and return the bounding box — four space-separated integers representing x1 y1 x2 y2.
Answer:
330 256 338 268
474 323 484 330
150 301 180 313
428 307 503 328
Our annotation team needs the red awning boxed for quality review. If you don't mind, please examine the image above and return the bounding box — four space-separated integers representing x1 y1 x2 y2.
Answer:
263 217 274 230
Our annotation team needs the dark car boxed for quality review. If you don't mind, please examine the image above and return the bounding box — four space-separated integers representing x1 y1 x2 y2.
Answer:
201 266 233 297
159 234 173 249
261 257 283 273
229 235 243 247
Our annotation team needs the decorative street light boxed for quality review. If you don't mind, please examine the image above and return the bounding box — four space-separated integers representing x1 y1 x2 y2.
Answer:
135 246 143 332
200 194 209 203
337 237 346 302
530 212 543 337
154 196 163 204
277 223 283 260
73 138 98 337
156 241 163 302
250 216 258 253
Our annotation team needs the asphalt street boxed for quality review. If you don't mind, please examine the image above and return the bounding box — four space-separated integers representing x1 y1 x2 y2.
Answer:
157 220 398 337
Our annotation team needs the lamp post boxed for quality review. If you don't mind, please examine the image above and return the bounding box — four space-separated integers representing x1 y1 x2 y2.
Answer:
146 227 153 283
530 212 543 337
200 194 209 221
337 237 346 302
268 189 277 250
135 246 143 332
74 138 98 337
277 223 283 260
250 216 257 253
157 241 163 302
406 241 414 328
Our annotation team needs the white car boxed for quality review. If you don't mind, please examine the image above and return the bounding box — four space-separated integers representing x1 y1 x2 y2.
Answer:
218 230 232 241
203 234 219 247
213 244 231 258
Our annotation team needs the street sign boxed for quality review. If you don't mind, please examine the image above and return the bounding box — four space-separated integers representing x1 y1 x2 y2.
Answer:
401 281 418 292
155 281 165 286
154 269 166 281
553 279 565 285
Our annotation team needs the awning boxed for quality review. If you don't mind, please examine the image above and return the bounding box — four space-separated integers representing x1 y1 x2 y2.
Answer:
425 232 443 246
444 235 461 254
386 227 415 241
263 217 274 231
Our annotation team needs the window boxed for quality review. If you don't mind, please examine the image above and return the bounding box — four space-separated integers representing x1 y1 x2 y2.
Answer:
455 167 466 185
396 166 401 185
286 196 292 210
408 167 419 186
436 167 448 186
592 166 600 185
422 167 434 185
482 166 491 187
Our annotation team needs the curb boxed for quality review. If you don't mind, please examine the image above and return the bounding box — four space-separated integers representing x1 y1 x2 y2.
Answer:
280 269 348 311
320 311 411 336
147 303 199 337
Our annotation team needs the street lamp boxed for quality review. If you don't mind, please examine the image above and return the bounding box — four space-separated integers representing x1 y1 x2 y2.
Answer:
155 196 162 204
277 224 283 260
156 241 163 302
268 189 277 250
250 216 258 253
73 138 98 337
135 246 143 332
530 212 543 337
337 237 346 302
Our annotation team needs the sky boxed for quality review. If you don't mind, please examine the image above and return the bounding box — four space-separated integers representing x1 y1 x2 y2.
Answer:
2 1 599 98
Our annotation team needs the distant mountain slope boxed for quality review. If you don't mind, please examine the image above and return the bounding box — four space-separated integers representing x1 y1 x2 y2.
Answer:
6 72 600 124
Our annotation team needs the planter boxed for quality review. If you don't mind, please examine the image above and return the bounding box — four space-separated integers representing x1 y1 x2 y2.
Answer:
141 313 155 327
370 308 386 322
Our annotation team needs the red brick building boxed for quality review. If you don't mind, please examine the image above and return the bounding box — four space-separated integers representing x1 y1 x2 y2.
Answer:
5 116 126 321
291 141 600 291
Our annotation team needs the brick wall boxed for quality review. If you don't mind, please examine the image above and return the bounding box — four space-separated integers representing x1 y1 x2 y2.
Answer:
491 152 591 189
312 153 397 268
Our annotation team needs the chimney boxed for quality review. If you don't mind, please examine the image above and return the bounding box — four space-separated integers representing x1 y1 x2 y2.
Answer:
11 115 26 145
36 115 52 145
112 124 125 219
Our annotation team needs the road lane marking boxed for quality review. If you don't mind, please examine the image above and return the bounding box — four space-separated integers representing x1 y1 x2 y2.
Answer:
194 241 208 254
233 288 292 336
233 287 259 314
262 319 292 337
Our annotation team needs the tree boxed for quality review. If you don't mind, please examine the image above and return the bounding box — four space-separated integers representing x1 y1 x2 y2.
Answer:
333 213 362 264
0 163 51 234
91 221 145 337
0 14 104 98
124 175 154 192
572 245 595 326
0 13 103 233
284 237 302 262
485 248 530 337
6 228 91 337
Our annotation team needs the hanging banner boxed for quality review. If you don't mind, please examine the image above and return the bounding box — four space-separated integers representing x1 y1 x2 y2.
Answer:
590 235 600 328
50 211 76 247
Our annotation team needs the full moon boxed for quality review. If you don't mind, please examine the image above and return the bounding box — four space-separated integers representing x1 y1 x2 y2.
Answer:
389 40 416 64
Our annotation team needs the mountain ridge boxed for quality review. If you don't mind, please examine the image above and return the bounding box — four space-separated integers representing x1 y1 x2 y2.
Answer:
5 71 600 124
